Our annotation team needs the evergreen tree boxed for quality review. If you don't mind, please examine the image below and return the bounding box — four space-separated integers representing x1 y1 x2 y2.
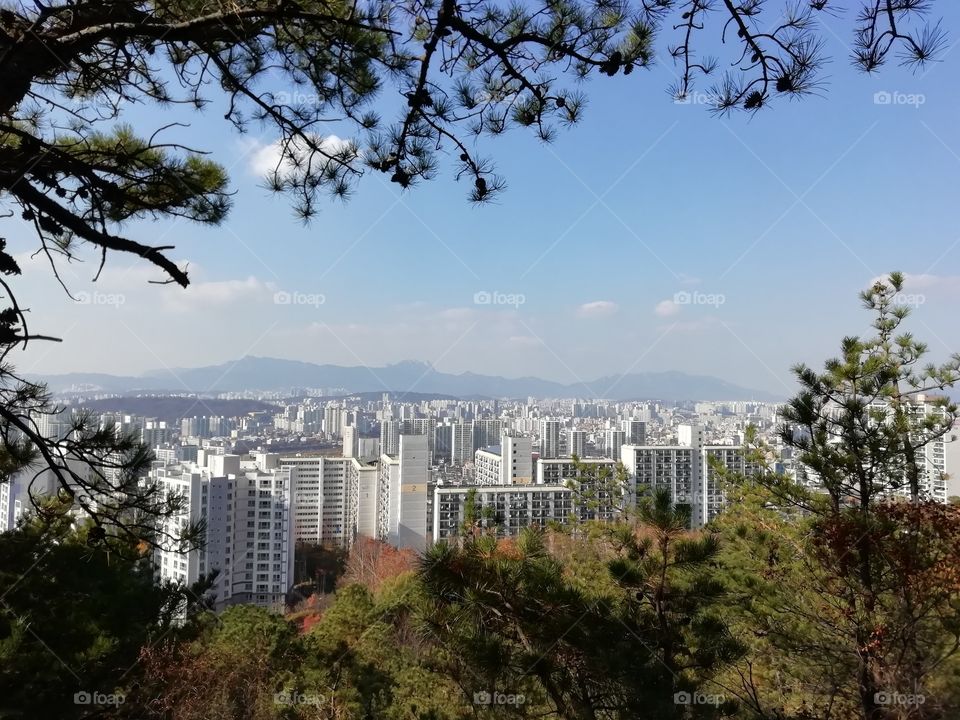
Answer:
716 273 960 720
0 509 209 719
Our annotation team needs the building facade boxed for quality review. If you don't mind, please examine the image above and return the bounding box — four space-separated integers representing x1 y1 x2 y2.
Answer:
540 419 561 459
152 456 294 611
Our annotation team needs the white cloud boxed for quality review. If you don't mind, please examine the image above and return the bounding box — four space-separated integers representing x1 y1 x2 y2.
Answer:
162 276 272 312
577 300 619 318
654 299 681 317
247 135 355 179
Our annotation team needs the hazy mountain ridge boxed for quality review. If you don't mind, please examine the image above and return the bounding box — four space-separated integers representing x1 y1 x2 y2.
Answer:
34 356 782 401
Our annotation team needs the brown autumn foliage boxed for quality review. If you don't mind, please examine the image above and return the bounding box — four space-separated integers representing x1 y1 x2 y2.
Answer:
133 642 285 720
287 592 337 633
801 500 960 719
494 535 523 560
338 536 416 594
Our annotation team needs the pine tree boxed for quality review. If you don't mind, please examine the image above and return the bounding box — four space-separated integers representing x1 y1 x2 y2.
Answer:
718 273 960 720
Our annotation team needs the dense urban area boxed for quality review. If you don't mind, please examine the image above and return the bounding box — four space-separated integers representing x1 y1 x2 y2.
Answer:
4 389 954 610
2 0 959 717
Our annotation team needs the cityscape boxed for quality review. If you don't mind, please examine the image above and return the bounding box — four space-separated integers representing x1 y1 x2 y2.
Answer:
3 388 954 614
2 0 960 718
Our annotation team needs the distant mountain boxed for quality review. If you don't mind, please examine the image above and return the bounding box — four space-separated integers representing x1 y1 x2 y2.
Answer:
33 356 782 402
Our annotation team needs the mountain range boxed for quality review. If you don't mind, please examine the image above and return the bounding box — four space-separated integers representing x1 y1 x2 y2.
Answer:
33 356 783 402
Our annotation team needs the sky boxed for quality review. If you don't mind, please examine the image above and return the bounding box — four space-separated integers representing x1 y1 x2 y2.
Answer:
9 6 960 396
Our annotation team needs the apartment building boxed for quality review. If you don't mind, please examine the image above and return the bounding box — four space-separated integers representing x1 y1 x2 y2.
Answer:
474 433 533 486
621 424 753 527
433 485 575 541
152 455 294 611
621 419 647 445
604 429 626 462
566 429 586 458
539 419 561 459
377 434 430 550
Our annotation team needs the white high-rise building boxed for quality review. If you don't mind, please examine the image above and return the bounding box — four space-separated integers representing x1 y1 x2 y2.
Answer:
604 429 626 462
411 418 437 453
352 459 379 539
945 424 960 500
450 421 475 465
502 433 533 484
621 424 753 527
377 435 429 550
434 485 574 541
0 476 22 531
380 420 401 457
435 456 626 541
280 456 346 547
34 408 73 440
474 433 533 486
142 419 169 448
324 405 343 438
0 454 108 532
622 419 647 445
0 464 60 532
864 396 949 503
343 425 359 459
152 456 294 611
275 452 381 548
540 419 561 459
473 419 502 450
567 429 586 458
903 397 948 503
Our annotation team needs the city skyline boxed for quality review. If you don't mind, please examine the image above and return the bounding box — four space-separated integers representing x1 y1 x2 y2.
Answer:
4 1 960 714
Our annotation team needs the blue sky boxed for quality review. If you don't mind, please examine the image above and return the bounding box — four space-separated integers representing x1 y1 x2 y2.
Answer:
12 6 960 396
